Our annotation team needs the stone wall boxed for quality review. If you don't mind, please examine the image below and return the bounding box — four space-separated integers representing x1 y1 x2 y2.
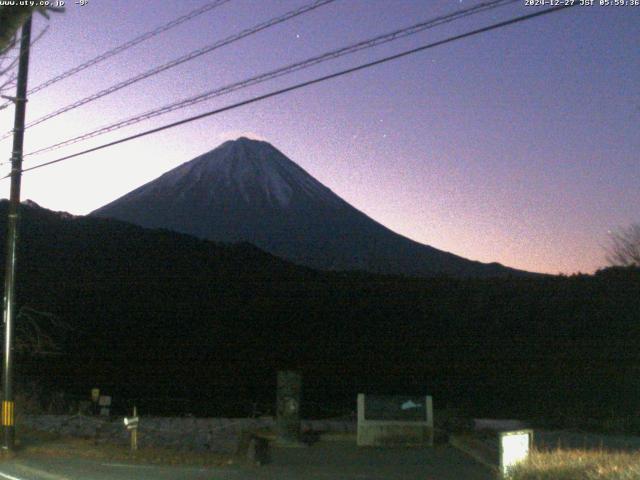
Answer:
19 415 355 452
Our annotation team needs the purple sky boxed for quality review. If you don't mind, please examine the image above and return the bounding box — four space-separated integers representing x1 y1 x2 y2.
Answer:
0 0 638 274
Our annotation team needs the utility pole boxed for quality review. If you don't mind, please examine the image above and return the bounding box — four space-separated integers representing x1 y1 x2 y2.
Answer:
2 16 32 451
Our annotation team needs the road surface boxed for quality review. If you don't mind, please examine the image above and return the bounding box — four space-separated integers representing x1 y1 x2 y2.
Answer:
0 441 493 480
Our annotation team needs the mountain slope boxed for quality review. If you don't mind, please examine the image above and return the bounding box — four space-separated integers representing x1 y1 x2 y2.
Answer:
92 137 527 277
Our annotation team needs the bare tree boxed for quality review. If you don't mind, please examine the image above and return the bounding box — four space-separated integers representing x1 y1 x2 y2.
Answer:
0 5 62 53
0 6 62 106
0 40 18 99
13 306 73 356
606 224 640 267
0 6 33 53
0 25 50 97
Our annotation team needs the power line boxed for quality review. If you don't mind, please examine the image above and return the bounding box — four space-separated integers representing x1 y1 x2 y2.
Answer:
0 0 336 140
11 4 576 179
0 0 231 112
24 0 517 158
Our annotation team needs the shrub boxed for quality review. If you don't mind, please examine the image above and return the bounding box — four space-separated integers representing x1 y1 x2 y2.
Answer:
509 448 640 480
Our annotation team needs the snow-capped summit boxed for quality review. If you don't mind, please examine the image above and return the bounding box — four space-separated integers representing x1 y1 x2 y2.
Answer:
149 137 343 210
92 138 526 277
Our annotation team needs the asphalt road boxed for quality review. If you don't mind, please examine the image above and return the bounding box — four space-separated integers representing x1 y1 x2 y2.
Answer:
0 441 493 480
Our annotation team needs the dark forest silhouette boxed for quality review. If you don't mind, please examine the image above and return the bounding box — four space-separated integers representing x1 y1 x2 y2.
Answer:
2 201 639 423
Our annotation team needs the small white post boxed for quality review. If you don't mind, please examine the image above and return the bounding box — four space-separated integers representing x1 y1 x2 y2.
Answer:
131 406 138 452
426 395 434 446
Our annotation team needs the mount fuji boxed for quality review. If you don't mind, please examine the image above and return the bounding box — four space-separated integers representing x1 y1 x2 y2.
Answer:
91 137 526 277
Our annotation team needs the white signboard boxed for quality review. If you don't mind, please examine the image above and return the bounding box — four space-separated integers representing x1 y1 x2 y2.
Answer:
357 394 434 446
499 430 533 477
124 416 139 430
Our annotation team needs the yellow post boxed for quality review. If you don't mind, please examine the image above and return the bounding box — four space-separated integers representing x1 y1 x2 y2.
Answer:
1 401 14 428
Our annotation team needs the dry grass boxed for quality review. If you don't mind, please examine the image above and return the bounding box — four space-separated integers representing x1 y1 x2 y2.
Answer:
509 448 640 480
13 428 233 467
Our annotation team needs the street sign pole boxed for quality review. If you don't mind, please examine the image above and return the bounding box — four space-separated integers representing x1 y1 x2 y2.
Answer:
124 406 139 452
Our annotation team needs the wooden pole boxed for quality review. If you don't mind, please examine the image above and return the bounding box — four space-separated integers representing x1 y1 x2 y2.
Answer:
131 406 138 451
2 16 32 452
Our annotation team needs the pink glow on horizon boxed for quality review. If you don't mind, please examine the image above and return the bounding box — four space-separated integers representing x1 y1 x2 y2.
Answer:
0 0 637 275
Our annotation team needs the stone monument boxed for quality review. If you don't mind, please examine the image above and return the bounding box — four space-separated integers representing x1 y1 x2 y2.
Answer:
275 370 302 445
